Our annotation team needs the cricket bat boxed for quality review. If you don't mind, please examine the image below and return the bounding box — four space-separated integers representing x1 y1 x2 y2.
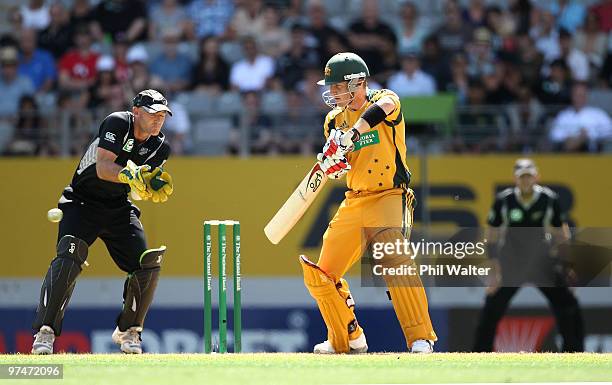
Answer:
264 162 328 244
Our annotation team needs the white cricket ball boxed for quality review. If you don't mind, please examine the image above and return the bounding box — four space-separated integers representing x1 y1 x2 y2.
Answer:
47 208 63 223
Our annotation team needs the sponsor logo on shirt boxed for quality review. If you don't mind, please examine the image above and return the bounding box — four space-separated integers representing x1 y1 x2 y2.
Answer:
104 132 116 143
353 130 380 151
123 139 134 153
510 208 524 222
139 147 149 156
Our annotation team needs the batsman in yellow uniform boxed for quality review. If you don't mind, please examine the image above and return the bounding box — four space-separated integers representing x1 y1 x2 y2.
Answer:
300 52 437 353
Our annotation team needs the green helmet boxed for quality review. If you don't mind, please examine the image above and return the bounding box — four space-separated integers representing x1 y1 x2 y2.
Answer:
317 52 370 86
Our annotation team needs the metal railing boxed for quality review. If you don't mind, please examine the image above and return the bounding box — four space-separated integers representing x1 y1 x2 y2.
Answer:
0 103 609 157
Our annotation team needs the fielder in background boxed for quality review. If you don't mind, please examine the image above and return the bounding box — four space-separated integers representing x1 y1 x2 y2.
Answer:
301 52 437 354
31 89 175 355
473 159 584 352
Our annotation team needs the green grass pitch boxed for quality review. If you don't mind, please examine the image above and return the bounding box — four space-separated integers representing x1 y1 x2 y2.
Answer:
1 353 611 384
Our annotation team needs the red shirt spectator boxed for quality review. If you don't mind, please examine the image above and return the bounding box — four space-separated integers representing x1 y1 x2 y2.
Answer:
59 50 98 82
58 25 99 91
591 0 612 32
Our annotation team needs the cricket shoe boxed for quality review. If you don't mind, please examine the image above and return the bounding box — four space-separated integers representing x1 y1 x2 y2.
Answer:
411 339 434 353
31 325 55 355
112 326 143 354
314 333 368 354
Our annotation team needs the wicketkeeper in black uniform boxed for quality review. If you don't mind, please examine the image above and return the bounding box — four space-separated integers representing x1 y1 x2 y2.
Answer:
473 159 584 352
31 89 175 354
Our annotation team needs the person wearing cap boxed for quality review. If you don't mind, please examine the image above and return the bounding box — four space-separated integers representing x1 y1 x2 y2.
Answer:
298 52 438 355
31 89 174 355
473 158 584 352
0 46 35 119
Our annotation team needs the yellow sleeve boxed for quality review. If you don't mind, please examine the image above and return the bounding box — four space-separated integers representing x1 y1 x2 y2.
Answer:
378 89 402 123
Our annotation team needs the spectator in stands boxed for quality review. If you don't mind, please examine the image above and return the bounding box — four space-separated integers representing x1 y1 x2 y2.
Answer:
192 35 230 94
242 91 273 154
573 11 607 76
257 6 290 58
20 0 50 31
229 37 274 93
395 2 430 55
58 25 99 93
0 47 35 118
458 77 499 152
90 0 147 43
125 44 164 97
515 34 544 86
530 7 560 62
37 2 73 59
387 52 436 97
112 37 130 83
279 90 320 154
590 0 612 33
553 28 589 81
550 82 612 152
7 7 24 34
347 0 397 76
231 0 266 39
18 28 56 94
305 1 343 67
276 24 319 91
482 63 514 105
510 0 532 34
467 28 496 78
443 53 469 103
149 0 190 42
149 29 193 94
464 0 487 28
297 66 328 112
506 83 544 149
70 0 94 27
601 54 612 88
87 55 126 112
321 33 352 65
420 35 451 91
555 0 586 34
53 91 93 155
435 0 474 54
186 0 234 39
484 5 516 51
281 0 306 29
4 95 46 156
534 59 572 105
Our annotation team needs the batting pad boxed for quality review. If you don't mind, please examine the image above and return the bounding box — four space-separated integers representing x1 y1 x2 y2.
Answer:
372 229 438 346
300 255 362 353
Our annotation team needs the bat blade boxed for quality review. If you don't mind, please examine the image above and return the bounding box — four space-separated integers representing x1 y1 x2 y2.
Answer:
264 163 328 244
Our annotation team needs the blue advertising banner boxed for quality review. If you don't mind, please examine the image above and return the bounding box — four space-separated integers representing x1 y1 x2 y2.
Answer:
0 307 449 353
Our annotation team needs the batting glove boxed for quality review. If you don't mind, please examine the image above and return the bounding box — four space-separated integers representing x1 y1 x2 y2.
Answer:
317 153 351 179
322 128 360 160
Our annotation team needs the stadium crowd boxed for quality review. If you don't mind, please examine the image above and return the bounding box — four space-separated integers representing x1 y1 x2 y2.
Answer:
0 0 611 155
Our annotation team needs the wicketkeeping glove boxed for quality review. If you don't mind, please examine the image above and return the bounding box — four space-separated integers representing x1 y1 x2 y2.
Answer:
118 163 152 200
317 153 351 179
322 128 360 160
144 167 174 203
